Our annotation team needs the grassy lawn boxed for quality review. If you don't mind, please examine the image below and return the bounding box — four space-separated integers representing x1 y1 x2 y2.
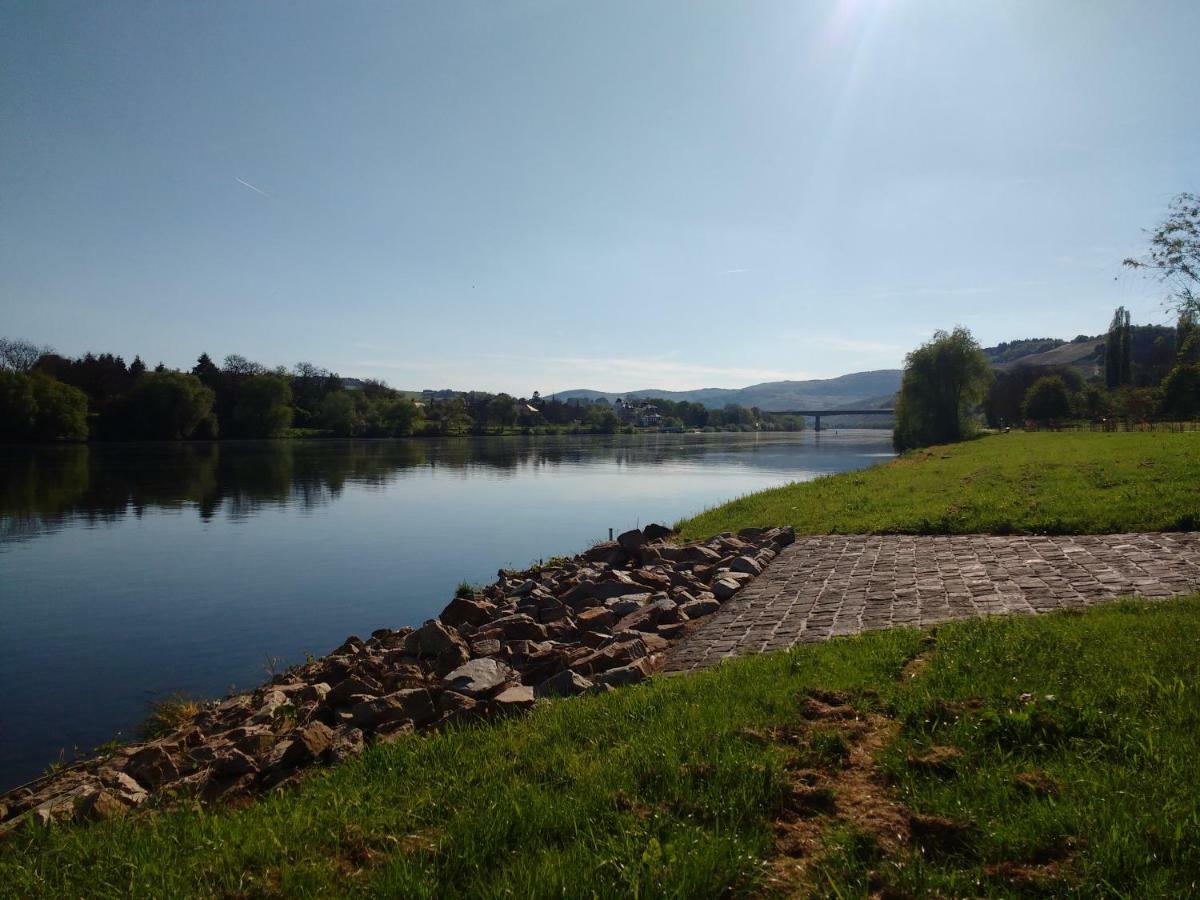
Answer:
4 598 1199 898
677 431 1200 540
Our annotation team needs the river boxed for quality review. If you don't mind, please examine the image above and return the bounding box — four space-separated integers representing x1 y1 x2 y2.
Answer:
0 430 893 789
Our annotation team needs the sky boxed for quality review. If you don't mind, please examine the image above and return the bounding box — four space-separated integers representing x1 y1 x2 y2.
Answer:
2 1 1197 393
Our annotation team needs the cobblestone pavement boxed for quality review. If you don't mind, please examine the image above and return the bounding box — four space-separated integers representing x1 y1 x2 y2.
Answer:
665 533 1200 673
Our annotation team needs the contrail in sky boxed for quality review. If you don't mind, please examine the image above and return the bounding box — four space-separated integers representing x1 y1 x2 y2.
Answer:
235 177 270 197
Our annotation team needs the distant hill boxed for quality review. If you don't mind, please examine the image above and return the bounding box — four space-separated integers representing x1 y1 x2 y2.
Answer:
984 336 1105 377
556 370 904 412
994 339 1104 377
369 330 1160 422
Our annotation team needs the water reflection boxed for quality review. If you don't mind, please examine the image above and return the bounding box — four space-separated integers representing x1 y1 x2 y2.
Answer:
0 432 894 789
1 434 885 541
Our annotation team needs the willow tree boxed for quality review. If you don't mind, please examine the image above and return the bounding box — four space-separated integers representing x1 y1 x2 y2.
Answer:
1124 192 1199 318
893 327 992 451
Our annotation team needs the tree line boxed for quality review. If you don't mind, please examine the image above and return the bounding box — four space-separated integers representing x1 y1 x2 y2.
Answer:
0 344 803 442
893 192 1200 450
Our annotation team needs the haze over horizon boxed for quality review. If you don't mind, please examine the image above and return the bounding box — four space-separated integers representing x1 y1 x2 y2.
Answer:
3 1 1197 394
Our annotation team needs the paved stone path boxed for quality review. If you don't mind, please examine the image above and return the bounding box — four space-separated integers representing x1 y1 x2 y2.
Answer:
665 533 1200 673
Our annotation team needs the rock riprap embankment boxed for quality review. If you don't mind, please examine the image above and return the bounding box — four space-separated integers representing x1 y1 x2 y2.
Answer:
0 525 794 831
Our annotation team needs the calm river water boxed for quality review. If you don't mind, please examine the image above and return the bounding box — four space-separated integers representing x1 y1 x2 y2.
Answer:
0 431 893 789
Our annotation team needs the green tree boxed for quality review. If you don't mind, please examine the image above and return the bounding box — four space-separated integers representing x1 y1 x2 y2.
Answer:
1112 386 1160 422
191 353 221 388
1176 308 1199 366
1104 306 1133 388
317 391 360 437
1124 192 1199 318
1079 384 1112 420
893 327 992 451
485 394 517 430
1160 364 1200 419
384 398 427 436
129 355 147 378
233 374 293 437
0 370 38 438
126 371 216 439
31 374 89 441
0 373 90 441
1022 375 1072 425
584 404 618 433
376 397 422 436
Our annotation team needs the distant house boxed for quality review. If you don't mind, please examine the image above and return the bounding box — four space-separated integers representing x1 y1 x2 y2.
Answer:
615 397 664 428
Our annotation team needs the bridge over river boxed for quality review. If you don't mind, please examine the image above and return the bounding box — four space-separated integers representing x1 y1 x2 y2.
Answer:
776 408 894 432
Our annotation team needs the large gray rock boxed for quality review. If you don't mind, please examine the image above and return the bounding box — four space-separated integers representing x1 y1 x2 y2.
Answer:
487 613 548 641
616 529 646 555
679 596 721 619
213 749 259 776
124 745 179 789
439 595 496 629
404 619 468 658
491 684 535 713
713 573 753 601
325 675 383 707
101 770 149 806
582 540 623 563
591 580 651 601
433 641 471 677
614 598 677 633
571 637 649 676
329 726 365 764
658 544 722 565
279 722 333 767
351 689 436 729
443 658 514 698
74 789 128 823
768 526 796 547
534 669 593 699
605 593 652 616
729 555 763 576
576 606 617 631
593 659 653 688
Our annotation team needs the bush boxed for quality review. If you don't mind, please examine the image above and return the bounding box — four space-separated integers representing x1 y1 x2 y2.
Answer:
233 374 294 438
316 391 361 437
0 371 89 441
126 371 216 439
1022 375 1072 424
1160 364 1200 418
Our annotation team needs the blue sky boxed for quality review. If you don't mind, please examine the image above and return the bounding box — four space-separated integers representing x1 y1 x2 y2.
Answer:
2 1 1196 393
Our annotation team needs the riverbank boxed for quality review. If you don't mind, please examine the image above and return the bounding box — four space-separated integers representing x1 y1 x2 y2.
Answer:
3 430 1199 896
678 431 1200 539
1 430 893 790
3 596 1198 897
0 525 797 825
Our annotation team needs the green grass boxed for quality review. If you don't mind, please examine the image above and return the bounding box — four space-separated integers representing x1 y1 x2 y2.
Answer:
852 598 1200 897
4 598 1200 898
677 431 1200 539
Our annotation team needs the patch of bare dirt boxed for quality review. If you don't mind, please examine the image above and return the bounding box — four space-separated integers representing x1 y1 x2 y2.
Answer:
764 692 913 896
335 824 439 880
762 636 1087 897
1012 770 1060 797
764 640 954 896
904 745 963 775
898 634 938 683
